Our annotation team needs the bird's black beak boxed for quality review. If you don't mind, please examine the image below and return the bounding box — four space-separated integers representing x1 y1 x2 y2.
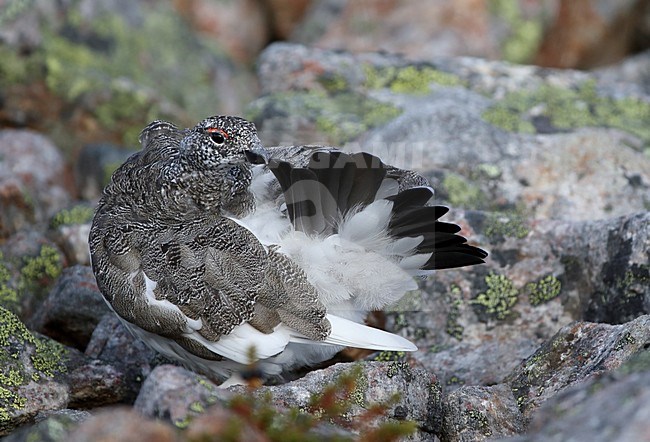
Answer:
244 144 270 165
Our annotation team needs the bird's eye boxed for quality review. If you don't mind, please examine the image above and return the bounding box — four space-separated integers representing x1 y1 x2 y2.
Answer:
207 128 227 145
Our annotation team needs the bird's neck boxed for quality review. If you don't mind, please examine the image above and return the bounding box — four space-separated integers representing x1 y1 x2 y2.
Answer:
161 163 255 219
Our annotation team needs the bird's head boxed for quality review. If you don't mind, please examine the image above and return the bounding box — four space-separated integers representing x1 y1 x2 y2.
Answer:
180 115 268 170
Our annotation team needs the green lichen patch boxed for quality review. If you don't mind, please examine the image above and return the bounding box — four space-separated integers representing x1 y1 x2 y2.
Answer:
18 245 64 297
484 210 530 241
49 205 94 229
372 352 412 380
247 90 402 145
373 351 407 363
471 272 519 321
0 45 43 89
474 163 503 180
364 64 464 94
615 265 650 299
446 375 465 387
318 72 351 93
488 0 544 64
464 408 493 438
0 245 64 317
526 275 562 306
0 306 68 426
0 253 19 314
441 173 486 210
483 80 650 152
445 285 465 340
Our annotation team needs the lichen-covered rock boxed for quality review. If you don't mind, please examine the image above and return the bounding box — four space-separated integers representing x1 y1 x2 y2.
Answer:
534 0 648 68
84 313 160 403
68 407 180 442
387 210 649 390
505 315 650 419
184 404 269 442
253 361 442 440
441 383 524 442
133 365 224 430
75 143 135 201
29 266 109 351
0 306 153 435
132 361 437 440
0 130 71 238
48 204 94 266
291 0 646 69
540 211 650 324
174 0 269 64
252 43 650 222
3 409 91 442
0 232 65 322
290 0 544 64
0 306 72 435
504 351 650 442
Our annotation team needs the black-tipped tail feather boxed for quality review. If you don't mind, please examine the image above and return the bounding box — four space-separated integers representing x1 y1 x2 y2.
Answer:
268 151 487 270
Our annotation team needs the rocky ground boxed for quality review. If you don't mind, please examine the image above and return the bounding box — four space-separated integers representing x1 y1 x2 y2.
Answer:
1 1 649 441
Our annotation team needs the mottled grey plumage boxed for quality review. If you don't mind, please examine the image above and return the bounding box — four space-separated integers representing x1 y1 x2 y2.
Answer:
90 115 486 382
90 117 332 375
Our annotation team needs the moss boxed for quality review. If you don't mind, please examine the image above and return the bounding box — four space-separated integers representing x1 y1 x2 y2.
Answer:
50 205 94 228
442 173 485 209
483 80 650 152
364 64 463 94
526 275 562 306
0 306 68 425
471 272 519 321
484 210 530 240
488 0 543 64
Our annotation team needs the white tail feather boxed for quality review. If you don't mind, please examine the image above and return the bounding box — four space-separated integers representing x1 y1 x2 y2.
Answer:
290 314 417 352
